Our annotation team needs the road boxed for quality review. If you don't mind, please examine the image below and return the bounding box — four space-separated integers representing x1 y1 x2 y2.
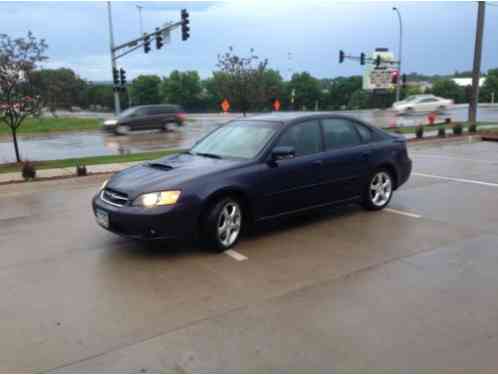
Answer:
1 140 498 371
0 104 497 163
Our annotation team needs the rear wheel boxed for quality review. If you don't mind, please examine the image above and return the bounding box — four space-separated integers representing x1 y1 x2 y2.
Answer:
363 169 393 211
202 197 243 252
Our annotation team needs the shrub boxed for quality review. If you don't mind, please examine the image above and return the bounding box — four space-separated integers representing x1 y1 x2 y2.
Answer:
415 125 424 139
22 161 36 180
453 123 463 135
76 164 87 176
438 126 446 138
468 123 477 133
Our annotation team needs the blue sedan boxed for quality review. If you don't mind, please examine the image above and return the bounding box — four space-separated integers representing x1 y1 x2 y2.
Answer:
93 113 412 251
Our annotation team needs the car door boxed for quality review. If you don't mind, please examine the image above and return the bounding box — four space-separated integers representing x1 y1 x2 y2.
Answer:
418 97 438 112
259 120 325 218
317 118 371 203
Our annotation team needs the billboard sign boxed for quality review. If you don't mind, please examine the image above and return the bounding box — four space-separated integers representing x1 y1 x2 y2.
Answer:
363 49 398 91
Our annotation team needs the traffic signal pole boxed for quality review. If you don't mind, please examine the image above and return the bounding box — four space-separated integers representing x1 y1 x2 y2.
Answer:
469 1 485 125
392 7 403 102
107 2 121 115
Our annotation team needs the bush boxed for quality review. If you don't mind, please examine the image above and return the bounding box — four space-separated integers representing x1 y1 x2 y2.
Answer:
438 126 446 138
468 123 477 133
76 164 87 176
415 125 424 139
22 161 36 180
453 123 463 135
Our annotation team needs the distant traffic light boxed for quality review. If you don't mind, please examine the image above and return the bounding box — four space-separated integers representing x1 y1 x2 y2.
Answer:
144 34 151 53
339 50 345 63
119 68 126 86
155 28 163 49
375 55 381 67
181 9 190 41
112 67 119 86
360 52 365 65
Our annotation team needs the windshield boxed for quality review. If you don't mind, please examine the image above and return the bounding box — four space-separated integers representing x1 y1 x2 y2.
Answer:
118 107 140 119
191 121 278 160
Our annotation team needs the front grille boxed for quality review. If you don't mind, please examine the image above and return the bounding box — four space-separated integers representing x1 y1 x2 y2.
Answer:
101 188 129 207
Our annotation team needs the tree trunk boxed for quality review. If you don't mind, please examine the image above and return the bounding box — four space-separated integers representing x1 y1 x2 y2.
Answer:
11 128 21 162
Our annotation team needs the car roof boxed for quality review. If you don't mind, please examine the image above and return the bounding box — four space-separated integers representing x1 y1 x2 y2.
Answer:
239 112 367 125
134 104 182 109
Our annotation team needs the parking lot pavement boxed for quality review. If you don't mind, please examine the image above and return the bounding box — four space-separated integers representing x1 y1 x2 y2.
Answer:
1 141 498 372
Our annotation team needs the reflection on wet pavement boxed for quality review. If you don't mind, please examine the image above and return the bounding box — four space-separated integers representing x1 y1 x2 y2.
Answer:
0 105 496 163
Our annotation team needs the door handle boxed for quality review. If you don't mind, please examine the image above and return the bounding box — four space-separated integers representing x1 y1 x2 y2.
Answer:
311 160 324 167
361 152 370 160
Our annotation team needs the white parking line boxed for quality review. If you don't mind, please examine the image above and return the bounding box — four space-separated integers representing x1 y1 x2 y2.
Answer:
384 208 422 219
412 154 497 164
413 172 498 188
224 249 248 261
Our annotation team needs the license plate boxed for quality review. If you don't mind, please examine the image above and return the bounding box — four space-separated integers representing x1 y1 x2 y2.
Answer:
95 209 109 228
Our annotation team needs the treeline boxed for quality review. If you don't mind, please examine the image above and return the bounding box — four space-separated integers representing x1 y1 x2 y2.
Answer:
31 59 498 113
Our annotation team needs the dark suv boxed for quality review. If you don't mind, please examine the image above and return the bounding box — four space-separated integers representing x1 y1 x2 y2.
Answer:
103 104 186 134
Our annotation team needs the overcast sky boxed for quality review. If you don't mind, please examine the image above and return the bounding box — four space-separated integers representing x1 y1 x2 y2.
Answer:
1 1 497 81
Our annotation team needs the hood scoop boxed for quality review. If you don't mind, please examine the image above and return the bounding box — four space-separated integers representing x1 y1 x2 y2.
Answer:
146 162 174 171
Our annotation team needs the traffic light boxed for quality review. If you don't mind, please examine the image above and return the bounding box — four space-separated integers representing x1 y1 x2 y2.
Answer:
112 67 119 86
375 55 381 67
360 52 365 65
339 50 345 63
119 68 126 86
144 34 151 53
155 28 163 49
181 9 190 41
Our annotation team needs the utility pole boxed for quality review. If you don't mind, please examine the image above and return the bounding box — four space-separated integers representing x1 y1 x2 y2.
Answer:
136 5 144 35
469 1 485 125
392 7 403 102
107 1 121 115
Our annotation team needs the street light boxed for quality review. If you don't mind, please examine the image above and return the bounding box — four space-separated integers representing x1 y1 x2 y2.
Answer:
393 6 403 102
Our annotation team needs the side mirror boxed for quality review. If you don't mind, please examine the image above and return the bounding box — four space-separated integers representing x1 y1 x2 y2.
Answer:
271 146 295 161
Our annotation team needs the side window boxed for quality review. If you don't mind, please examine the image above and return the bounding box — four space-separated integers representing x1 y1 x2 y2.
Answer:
354 123 373 143
276 120 321 157
321 118 362 150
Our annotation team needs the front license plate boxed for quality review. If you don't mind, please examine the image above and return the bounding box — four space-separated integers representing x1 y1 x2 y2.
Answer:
95 209 109 228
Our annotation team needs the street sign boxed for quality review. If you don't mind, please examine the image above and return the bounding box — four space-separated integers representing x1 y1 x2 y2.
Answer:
363 49 397 91
221 99 230 113
273 99 281 111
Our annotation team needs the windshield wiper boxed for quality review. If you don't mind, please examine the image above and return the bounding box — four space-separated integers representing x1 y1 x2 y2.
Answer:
194 152 222 159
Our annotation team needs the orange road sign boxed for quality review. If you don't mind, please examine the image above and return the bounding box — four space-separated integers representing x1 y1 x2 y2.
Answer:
221 99 230 113
273 99 281 111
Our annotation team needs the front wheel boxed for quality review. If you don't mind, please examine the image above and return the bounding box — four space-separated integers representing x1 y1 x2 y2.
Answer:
363 169 394 211
202 197 243 252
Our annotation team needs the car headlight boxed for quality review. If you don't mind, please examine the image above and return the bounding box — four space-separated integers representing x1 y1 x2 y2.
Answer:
100 179 109 191
104 119 118 126
133 190 182 208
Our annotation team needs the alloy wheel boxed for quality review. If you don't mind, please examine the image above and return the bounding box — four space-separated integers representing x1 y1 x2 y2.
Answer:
369 171 392 207
217 201 242 248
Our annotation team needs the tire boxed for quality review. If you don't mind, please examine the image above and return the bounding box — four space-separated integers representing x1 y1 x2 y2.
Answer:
202 197 243 252
362 169 394 211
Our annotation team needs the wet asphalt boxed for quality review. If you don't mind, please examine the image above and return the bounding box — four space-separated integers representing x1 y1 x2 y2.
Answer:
1 105 497 163
1 140 498 371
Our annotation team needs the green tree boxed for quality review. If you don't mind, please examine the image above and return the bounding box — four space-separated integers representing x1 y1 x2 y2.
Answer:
213 47 270 115
0 31 48 162
432 79 465 103
348 89 370 109
31 68 86 112
324 76 362 110
161 70 202 110
287 72 321 110
129 75 161 105
481 68 498 103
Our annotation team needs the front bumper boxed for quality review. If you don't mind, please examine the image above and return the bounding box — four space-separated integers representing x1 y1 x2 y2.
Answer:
92 193 200 240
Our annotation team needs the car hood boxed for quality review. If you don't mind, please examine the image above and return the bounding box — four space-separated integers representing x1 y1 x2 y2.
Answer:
106 153 241 197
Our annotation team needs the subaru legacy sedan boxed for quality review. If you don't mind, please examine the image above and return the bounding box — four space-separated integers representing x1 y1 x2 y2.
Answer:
93 113 412 251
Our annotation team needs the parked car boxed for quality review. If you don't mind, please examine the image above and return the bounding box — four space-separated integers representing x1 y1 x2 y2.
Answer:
103 104 187 134
392 95 454 115
93 113 412 251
